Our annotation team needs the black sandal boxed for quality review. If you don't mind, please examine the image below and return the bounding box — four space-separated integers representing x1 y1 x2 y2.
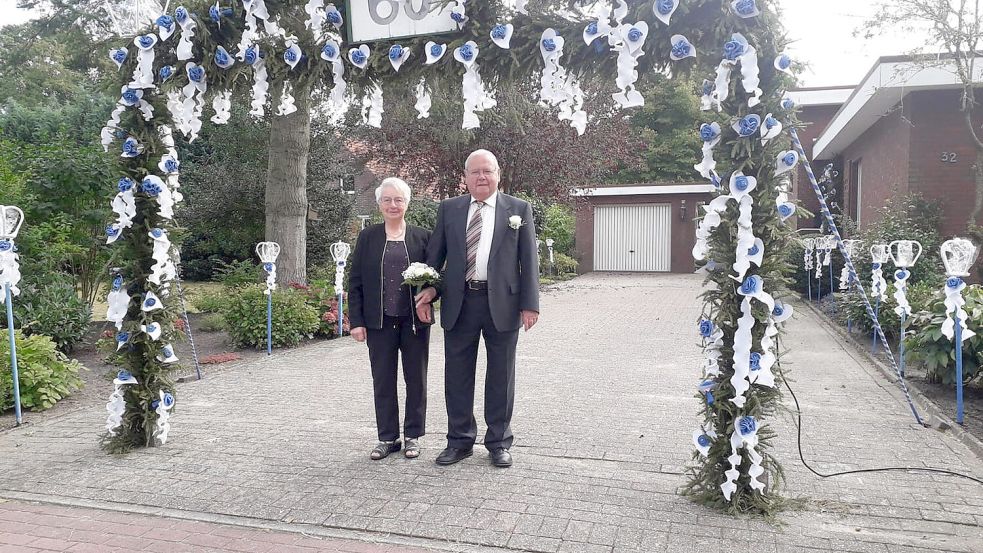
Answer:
370 440 401 460
404 438 420 459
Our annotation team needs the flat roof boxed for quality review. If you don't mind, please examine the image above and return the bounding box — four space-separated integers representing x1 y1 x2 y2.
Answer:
813 54 983 159
570 184 715 196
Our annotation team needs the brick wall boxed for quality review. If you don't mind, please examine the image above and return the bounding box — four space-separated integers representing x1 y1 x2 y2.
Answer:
574 192 709 273
907 88 983 237
794 104 841 228
840 105 912 230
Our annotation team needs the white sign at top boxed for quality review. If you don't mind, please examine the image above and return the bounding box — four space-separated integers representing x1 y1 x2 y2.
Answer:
346 0 458 43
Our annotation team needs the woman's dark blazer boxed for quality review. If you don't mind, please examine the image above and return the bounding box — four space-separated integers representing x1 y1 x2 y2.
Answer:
348 223 432 330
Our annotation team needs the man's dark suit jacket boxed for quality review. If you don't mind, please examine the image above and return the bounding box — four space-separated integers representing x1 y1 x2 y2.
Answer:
426 193 540 331
348 223 431 330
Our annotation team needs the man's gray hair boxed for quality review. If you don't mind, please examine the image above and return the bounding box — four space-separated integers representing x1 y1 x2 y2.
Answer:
465 149 500 173
375 177 412 203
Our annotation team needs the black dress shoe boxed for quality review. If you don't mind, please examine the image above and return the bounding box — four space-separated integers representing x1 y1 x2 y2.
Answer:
490 448 512 467
435 447 473 465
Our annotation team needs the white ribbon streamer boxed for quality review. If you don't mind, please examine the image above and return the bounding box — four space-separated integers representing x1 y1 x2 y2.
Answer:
105 372 138 436
942 278 975 342
0 240 21 300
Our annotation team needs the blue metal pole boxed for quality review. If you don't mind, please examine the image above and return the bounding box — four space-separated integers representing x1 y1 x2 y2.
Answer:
871 297 880 353
807 272 812 301
817 270 822 302
829 264 836 313
266 293 272 356
899 312 906 378
955 311 964 425
337 292 344 337
5 283 22 426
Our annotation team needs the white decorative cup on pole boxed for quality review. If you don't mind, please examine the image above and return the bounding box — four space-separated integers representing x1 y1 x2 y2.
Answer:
889 239 922 269
256 241 280 295
889 239 922 377
0 204 25 426
869 243 890 302
839 239 862 291
255 241 280 356
940 238 979 425
330 241 351 337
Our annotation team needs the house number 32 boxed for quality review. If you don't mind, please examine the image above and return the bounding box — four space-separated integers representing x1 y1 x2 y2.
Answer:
941 152 959 163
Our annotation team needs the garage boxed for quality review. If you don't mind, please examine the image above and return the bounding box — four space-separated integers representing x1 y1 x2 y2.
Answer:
593 204 672 272
572 183 715 274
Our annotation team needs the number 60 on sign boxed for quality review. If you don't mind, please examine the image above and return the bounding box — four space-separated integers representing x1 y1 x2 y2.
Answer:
346 0 457 43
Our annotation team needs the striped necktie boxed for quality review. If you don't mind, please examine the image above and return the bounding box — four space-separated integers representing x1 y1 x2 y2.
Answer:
465 201 484 281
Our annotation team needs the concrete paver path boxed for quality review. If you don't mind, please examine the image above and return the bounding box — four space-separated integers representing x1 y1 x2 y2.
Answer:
1 273 980 553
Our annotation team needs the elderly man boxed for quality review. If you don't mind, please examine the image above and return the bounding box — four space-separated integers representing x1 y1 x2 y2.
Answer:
416 149 540 467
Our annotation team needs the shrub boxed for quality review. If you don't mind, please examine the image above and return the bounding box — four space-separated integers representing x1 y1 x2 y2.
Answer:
553 252 579 274
542 203 576 256
289 280 349 338
191 288 228 313
0 331 85 411
198 313 226 332
223 285 319 349
213 259 260 287
907 284 983 385
834 280 938 343
10 276 91 353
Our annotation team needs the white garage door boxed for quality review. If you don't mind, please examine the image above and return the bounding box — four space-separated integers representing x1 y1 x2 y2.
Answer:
593 204 672 272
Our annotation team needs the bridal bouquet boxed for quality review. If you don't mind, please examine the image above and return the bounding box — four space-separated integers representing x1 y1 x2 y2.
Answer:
402 262 440 291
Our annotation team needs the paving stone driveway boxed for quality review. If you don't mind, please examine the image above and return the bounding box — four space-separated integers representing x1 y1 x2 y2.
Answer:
0 273 980 553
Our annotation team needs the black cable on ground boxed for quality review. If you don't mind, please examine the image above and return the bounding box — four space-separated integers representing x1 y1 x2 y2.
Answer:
780 368 983 486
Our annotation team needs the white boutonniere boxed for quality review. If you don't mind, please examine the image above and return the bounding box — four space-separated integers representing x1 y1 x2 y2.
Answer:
508 215 523 230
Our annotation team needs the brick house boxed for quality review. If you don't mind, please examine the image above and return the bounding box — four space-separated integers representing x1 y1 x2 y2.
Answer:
797 55 983 238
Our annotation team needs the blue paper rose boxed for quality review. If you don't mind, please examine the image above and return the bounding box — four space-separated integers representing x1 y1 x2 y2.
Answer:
705 391 714 405
163 346 173 357
163 392 175 407
947 276 962 289
388 45 403 61
138 35 155 49
702 80 713 96
118 177 135 192
699 123 716 142
145 297 157 308
697 434 711 447
782 152 797 167
738 416 757 436
492 25 507 40
778 204 794 218
111 48 128 64
209 5 220 21
151 228 164 239
749 352 761 371
627 27 642 43
451 11 465 23
322 44 336 60
156 14 174 29
735 0 757 16
284 48 298 63
585 22 598 36
0 239 11 252
116 331 129 343
738 115 759 136
264 262 274 273
189 65 205 82
121 88 139 105
671 40 691 59
542 38 557 52
244 46 259 65
106 224 121 238
698 319 713 338
459 44 475 62
657 0 675 15
159 65 174 81
895 270 909 281
740 275 762 295
723 39 745 60
429 43 442 57
872 262 881 270
112 275 123 290
748 244 760 256
141 178 162 197
765 116 778 129
777 54 791 70
327 10 342 25
734 175 750 192
782 98 795 110
215 48 231 67
164 158 179 173
175 6 188 24
121 137 140 157
351 49 367 65
772 304 784 317
118 370 132 381
146 323 158 333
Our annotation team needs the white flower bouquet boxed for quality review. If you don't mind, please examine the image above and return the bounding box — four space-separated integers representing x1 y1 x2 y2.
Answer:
402 262 441 291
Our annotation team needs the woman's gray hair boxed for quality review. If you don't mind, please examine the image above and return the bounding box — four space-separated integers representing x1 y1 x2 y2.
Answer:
375 177 412 203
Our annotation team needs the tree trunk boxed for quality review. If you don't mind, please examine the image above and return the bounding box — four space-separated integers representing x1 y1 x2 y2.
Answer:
970 147 983 228
265 81 312 286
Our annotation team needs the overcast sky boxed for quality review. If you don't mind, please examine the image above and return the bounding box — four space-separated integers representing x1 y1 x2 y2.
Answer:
0 0 934 87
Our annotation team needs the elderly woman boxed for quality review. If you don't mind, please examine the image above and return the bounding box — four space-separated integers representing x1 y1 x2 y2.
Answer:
349 177 432 460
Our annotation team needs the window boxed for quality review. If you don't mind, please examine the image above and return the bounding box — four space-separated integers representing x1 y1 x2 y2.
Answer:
339 175 356 195
848 159 862 227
